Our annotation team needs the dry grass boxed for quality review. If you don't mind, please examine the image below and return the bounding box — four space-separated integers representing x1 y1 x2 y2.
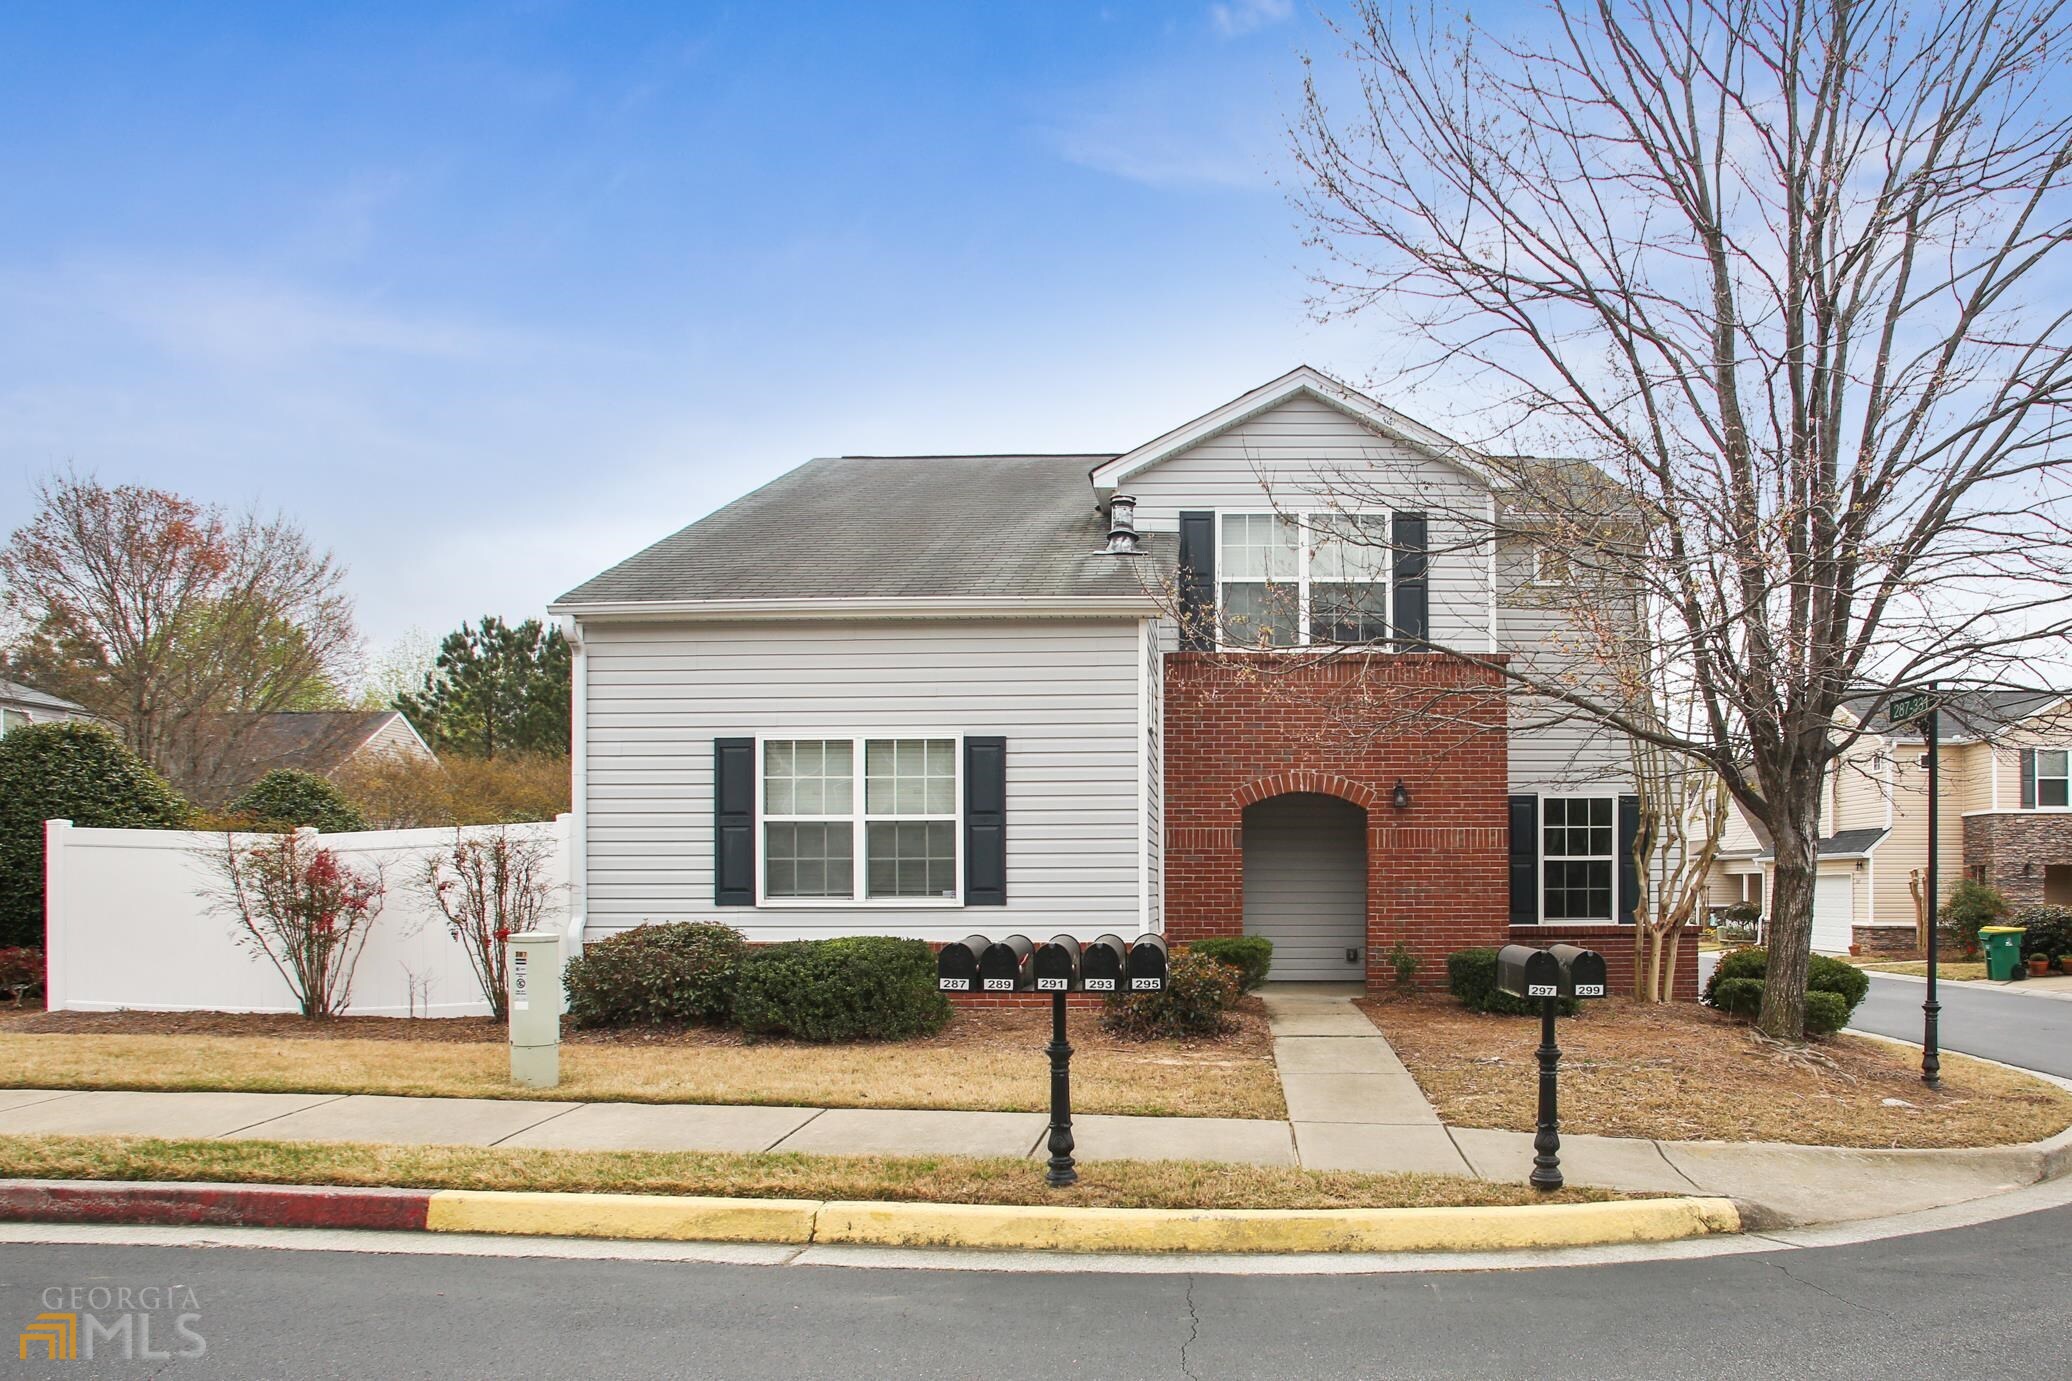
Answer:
0 1133 1620 1210
1857 961 1992 980
1358 995 2072 1149
0 1006 1285 1120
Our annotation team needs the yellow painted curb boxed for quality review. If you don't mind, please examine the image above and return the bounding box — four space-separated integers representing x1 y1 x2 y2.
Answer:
425 1190 820 1243
815 1196 1741 1254
420 1188 1740 1254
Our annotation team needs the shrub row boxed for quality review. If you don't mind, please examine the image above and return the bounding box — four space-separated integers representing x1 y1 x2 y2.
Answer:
1701 946 1868 1037
1444 947 1579 1017
1187 936 1273 993
562 923 948 1042
1101 949 1241 1038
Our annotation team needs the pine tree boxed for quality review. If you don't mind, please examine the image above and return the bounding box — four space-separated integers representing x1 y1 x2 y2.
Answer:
396 616 569 759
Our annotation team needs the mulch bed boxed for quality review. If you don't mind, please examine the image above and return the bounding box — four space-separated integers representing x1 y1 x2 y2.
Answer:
0 997 1276 1061
1356 993 2072 1149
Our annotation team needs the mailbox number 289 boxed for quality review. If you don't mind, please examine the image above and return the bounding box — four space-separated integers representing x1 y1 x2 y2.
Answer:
983 978 1015 991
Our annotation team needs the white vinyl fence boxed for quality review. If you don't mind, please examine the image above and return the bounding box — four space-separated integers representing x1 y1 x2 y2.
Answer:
44 815 576 1017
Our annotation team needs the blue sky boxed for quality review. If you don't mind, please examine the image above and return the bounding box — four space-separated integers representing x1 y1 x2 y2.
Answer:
0 1 1405 658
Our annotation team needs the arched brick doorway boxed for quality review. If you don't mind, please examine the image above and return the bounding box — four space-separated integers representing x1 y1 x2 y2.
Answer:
1242 792 1368 981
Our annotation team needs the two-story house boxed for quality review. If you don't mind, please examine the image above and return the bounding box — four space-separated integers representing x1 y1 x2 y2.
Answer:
552 368 1689 996
1709 688 2072 955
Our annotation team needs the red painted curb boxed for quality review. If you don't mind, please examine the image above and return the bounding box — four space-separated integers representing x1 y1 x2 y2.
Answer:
0 1178 432 1232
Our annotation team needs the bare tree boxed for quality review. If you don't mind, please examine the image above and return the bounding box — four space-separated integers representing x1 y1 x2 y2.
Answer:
0 473 360 803
1287 0 2072 1036
418 826 562 1021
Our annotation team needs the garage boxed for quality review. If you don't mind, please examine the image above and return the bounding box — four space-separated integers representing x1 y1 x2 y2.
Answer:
1242 792 1367 981
1811 871 1856 954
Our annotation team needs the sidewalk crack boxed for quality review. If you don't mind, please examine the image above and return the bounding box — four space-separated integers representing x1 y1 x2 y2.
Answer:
487 1102 584 1147
1651 1140 1705 1190
1178 1273 1202 1380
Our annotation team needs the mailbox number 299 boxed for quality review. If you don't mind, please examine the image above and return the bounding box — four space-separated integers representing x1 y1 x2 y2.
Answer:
1575 984 1605 997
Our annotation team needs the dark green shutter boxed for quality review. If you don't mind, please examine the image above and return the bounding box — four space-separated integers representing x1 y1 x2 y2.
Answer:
964 736 1006 905
2021 749 2038 808
1508 794 1538 924
1177 511 1215 651
1392 511 1428 647
714 738 754 906
1616 794 1641 925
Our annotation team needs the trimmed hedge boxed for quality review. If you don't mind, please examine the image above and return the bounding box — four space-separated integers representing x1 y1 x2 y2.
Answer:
228 769 367 833
1700 945 1866 1037
732 936 949 1042
1444 947 1578 1017
1101 948 1239 1039
1189 936 1273 993
0 722 190 948
2010 905 2072 964
562 922 747 1028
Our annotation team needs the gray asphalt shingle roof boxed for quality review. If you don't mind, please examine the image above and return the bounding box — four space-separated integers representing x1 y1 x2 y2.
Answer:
1756 827 1889 861
0 678 88 713
556 454 1172 606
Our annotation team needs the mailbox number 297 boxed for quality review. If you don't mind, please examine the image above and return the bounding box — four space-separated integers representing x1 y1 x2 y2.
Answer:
1527 984 1558 997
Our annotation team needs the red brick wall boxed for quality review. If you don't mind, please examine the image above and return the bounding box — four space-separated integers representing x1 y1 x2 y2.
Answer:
1507 924 1700 1001
1163 652 1511 989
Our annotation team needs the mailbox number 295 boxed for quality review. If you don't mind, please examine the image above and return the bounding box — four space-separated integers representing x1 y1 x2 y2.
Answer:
1131 977 1160 990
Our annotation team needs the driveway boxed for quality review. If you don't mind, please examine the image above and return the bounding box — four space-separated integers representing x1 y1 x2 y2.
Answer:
1700 951 2072 1078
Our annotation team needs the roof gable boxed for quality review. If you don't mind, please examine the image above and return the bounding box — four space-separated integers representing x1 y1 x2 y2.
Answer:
1089 365 1496 494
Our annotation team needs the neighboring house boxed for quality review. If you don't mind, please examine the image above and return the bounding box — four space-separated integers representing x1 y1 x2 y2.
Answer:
552 367 1684 994
217 710 435 797
1707 688 2072 955
0 678 97 735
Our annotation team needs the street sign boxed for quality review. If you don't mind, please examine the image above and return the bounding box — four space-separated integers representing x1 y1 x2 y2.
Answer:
1890 691 1934 725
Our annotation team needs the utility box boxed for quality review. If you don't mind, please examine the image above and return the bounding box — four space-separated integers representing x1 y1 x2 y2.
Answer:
507 932 562 1089
1080 934 1128 992
1032 936 1082 991
1496 944 1565 1000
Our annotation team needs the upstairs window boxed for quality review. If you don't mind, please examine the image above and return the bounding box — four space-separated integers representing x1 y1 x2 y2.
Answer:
1217 512 1391 648
1542 796 1615 922
761 737 960 903
2037 749 2070 808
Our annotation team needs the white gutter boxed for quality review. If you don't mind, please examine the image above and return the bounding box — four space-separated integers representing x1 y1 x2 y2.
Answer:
547 595 1159 621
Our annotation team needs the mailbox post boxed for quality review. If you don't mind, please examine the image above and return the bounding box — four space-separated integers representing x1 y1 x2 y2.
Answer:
1032 937 1083 1187
507 931 562 1089
1495 943 1606 1191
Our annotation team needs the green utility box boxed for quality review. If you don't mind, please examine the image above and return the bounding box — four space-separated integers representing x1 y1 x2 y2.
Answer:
1979 926 2025 982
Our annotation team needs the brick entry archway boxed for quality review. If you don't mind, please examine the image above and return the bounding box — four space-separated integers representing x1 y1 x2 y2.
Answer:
1163 653 1510 989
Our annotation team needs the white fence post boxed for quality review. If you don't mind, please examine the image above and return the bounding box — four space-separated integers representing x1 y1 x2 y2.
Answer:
43 818 70 1011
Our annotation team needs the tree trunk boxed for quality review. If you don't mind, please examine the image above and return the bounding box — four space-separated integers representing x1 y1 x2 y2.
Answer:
1757 823 1819 1040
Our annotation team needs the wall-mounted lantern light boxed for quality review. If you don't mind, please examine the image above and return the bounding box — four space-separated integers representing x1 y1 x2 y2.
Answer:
1391 778 1411 811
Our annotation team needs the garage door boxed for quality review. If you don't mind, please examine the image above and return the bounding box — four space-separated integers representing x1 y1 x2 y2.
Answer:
1242 793 1366 980
1811 872 1855 954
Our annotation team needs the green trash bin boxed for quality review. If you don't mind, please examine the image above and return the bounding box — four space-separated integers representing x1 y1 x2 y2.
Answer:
1979 926 2025 981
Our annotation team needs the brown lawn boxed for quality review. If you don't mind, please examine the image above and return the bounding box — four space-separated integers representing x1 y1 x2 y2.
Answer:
0 1003 1284 1121
1357 995 2072 1149
0 1133 1618 1210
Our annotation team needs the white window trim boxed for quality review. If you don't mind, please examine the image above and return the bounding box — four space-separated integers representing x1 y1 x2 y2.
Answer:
1213 509 1393 650
1529 546 1567 586
2031 748 2071 811
1536 791 1619 925
754 733 965 908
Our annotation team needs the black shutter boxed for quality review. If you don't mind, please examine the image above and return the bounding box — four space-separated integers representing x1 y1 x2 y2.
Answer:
1177 510 1215 651
713 737 754 906
964 736 1007 905
1616 794 1642 925
2021 748 2038 809
1392 511 1429 648
1508 794 1538 924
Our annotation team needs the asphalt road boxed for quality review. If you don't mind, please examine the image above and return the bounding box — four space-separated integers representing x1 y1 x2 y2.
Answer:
2 1209 2068 1380
1848 973 2072 1079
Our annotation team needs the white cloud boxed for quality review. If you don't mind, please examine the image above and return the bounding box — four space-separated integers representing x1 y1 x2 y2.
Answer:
1209 0 1293 38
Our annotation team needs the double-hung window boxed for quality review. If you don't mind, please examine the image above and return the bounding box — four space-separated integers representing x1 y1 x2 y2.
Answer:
1217 512 1390 648
1541 796 1615 922
760 737 960 903
2036 749 2070 808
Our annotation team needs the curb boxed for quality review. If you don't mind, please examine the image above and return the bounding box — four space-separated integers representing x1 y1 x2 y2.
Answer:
0 1179 1742 1255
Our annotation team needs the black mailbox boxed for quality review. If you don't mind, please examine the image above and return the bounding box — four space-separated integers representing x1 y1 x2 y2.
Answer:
1495 944 1564 1000
1549 944 1608 998
979 934 1034 992
1080 934 1128 993
1126 935 1169 992
1032 935 1081 992
936 935 989 992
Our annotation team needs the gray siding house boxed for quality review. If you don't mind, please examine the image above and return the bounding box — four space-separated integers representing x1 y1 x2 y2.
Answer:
553 367 1653 989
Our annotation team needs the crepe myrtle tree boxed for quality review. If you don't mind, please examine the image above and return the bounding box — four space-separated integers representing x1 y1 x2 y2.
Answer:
1163 0 2072 1039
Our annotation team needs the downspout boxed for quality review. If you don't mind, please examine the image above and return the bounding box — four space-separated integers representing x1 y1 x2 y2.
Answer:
560 615 588 957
